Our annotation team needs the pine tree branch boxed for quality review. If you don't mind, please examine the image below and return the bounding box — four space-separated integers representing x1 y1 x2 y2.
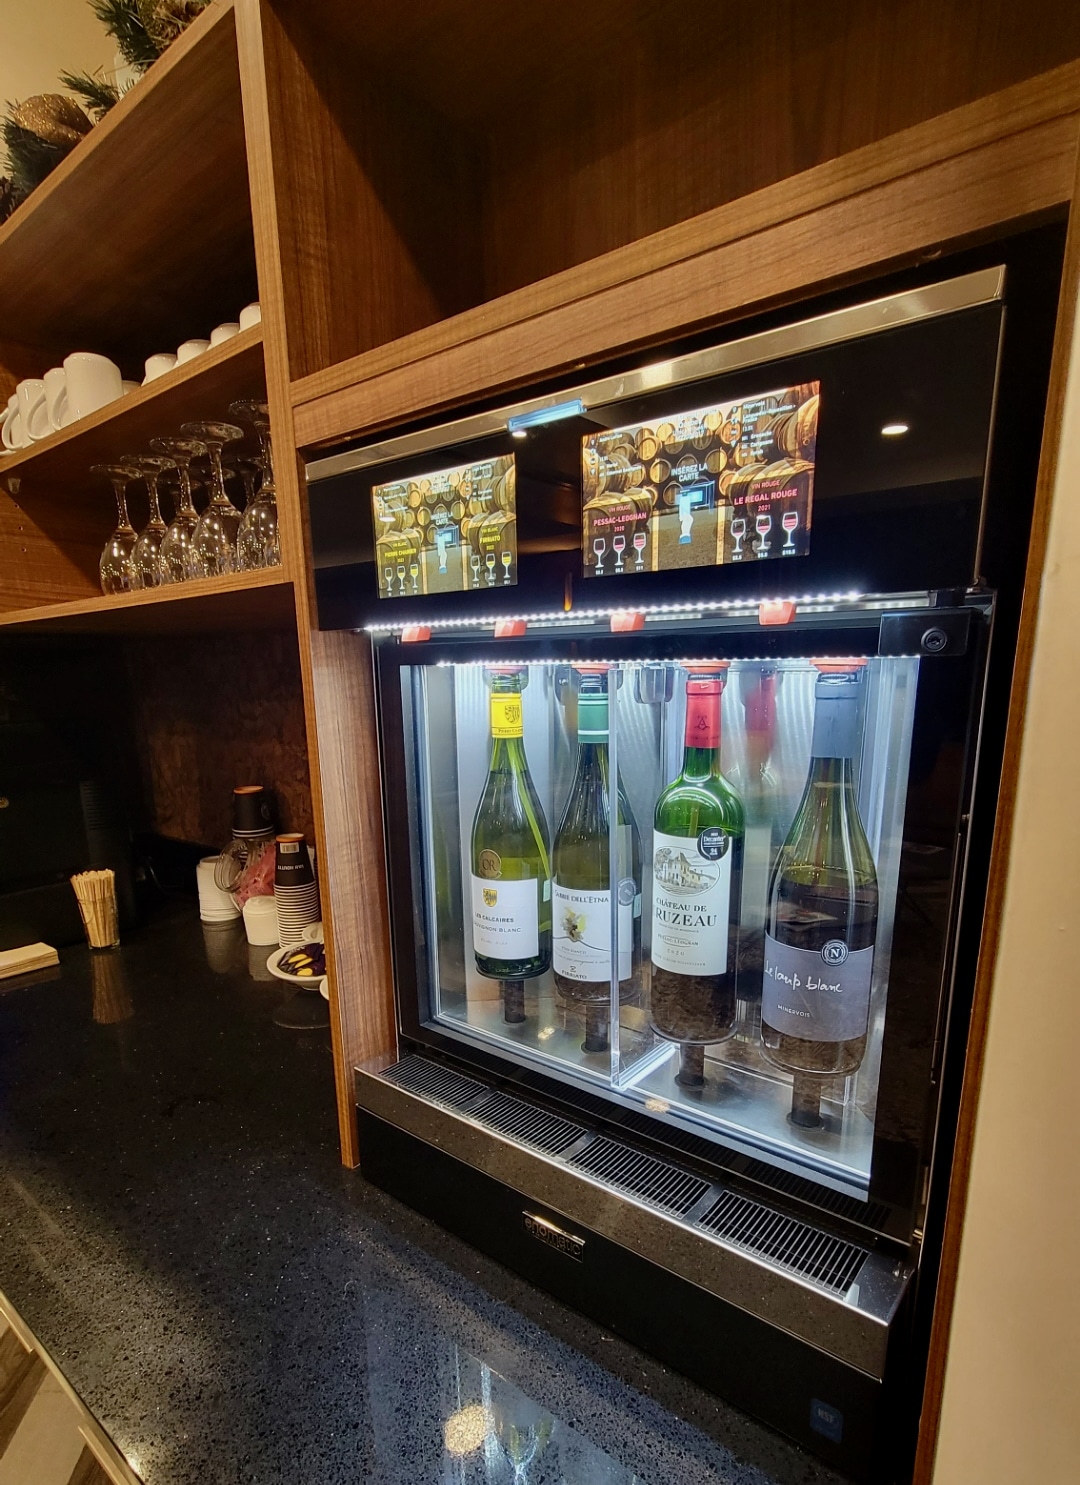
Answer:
58 69 123 121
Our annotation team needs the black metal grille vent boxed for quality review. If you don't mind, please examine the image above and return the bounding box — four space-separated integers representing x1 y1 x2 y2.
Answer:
697 1190 867 1295
472 1091 586 1157
570 1137 710 1216
380 1055 488 1111
739 1159 891 1232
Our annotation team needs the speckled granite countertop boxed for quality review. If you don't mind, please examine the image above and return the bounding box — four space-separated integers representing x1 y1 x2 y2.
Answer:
0 903 849 1485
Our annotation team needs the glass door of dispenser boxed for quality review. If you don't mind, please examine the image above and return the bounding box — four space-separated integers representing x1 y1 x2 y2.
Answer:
384 608 984 1208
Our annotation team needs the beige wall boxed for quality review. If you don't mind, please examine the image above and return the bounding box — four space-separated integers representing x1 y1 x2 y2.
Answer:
932 279 1080 1473
0 0 117 111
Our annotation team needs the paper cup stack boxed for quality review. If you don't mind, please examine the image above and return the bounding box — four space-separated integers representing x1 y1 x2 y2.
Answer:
274 834 320 947
197 855 241 922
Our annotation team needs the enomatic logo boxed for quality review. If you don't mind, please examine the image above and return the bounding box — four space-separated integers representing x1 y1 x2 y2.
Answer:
821 940 849 966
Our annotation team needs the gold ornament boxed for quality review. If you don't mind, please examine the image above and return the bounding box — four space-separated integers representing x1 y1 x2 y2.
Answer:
9 94 92 150
137 0 209 51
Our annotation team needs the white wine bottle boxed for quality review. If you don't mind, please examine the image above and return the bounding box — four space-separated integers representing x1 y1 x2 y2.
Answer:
650 666 744 1087
471 667 552 1023
761 660 878 1128
552 666 642 1054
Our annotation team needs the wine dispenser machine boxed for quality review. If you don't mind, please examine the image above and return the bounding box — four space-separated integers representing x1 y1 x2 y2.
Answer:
305 237 1063 1481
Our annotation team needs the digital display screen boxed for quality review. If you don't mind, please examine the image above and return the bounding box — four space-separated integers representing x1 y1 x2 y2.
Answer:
581 383 819 577
372 454 517 598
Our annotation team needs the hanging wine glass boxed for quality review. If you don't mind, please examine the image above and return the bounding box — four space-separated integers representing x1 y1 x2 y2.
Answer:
126 455 175 590
229 399 280 571
93 463 141 595
181 420 244 577
153 435 205 583
221 453 261 510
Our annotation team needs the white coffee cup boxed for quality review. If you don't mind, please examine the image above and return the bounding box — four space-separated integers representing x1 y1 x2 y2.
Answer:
14 378 49 443
1 394 22 451
143 353 176 384
176 339 210 364
61 352 123 424
238 302 261 331
210 321 240 346
42 367 67 433
121 379 140 395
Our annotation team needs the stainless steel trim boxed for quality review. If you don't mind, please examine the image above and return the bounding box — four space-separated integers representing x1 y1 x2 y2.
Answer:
307 267 1004 481
356 1056 912 1376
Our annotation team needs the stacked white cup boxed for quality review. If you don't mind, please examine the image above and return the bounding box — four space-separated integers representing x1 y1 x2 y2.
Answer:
197 856 241 922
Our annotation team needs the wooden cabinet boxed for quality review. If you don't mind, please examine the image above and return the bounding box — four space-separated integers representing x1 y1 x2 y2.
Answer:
4 12 1080 1465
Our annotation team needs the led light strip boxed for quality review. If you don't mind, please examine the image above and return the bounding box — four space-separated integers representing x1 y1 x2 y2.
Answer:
363 589 893 634
433 655 892 669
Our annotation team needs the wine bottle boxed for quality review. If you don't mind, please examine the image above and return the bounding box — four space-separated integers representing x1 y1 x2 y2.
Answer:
471 667 552 1023
761 661 878 1128
650 667 744 1087
552 667 642 1054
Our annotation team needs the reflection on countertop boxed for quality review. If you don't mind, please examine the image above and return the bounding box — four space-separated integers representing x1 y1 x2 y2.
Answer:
0 901 849 1485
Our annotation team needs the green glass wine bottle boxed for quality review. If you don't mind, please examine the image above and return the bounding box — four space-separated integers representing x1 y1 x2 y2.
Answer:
761 660 878 1128
651 666 744 1087
552 666 642 1055
470 667 552 1024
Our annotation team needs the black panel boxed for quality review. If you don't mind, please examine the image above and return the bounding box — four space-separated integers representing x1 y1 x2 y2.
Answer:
359 1110 913 1483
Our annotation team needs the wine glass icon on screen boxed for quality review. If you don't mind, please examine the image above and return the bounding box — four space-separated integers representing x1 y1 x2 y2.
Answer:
593 537 607 575
396 563 407 592
409 561 419 592
730 517 746 558
383 564 394 594
754 513 772 557
782 510 799 551
612 534 626 571
485 552 497 585
633 531 647 569
677 489 694 544
501 550 513 583
470 553 482 587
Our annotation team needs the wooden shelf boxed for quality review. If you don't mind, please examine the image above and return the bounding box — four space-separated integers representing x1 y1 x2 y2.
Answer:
0 325 264 483
0 326 266 612
0 0 254 371
265 0 1080 389
0 568 295 636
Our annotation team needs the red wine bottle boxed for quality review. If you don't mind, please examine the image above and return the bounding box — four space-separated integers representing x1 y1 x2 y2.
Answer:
650 667 744 1086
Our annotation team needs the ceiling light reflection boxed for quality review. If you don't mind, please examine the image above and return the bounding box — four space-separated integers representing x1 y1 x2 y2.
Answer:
444 1403 489 1456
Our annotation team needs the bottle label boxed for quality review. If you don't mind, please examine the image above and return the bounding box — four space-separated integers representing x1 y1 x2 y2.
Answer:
552 884 632 982
651 829 732 975
471 875 539 959
762 934 874 1042
490 695 524 738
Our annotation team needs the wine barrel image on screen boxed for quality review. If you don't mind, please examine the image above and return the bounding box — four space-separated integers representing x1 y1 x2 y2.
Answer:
470 666 552 1024
761 661 878 1129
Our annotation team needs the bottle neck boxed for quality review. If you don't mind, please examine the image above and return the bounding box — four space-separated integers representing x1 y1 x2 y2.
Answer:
490 736 529 772
488 684 526 770
810 691 859 759
806 755 856 789
681 685 721 780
